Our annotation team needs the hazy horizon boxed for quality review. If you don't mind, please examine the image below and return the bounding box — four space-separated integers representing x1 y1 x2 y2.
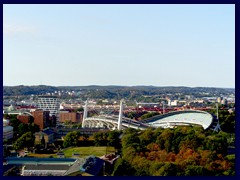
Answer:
3 84 235 89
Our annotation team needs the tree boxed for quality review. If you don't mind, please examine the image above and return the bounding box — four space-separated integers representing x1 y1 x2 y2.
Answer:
204 132 228 155
9 118 20 132
28 123 40 133
149 162 165 175
156 128 174 152
112 158 136 176
13 132 35 151
107 130 121 149
139 128 155 148
155 162 178 176
220 112 235 133
140 112 159 120
63 131 80 148
121 133 140 150
41 136 46 147
74 107 84 112
131 156 151 175
18 123 29 136
93 131 108 146
184 165 205 176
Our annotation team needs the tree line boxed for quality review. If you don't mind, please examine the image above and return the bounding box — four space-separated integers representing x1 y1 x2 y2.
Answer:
113 127 235 176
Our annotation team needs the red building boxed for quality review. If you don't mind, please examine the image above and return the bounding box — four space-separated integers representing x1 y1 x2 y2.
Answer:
32 110 50 130
59 111 83 123
17 114 33 124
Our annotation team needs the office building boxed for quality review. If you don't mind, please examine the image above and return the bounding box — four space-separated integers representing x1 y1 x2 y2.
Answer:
32 110 50 130
37 95 60 124
37 95 60 116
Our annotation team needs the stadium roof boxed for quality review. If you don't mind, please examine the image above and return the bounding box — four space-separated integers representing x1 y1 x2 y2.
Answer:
145 110 214 130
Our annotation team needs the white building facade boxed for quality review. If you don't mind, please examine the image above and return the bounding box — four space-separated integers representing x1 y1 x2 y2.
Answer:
37 95 60 117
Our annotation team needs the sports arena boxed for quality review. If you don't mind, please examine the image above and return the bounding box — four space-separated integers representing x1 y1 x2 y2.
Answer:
143 110 220 131
82 101 221 131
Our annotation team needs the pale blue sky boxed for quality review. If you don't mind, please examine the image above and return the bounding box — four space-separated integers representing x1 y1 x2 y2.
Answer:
3 4 235 88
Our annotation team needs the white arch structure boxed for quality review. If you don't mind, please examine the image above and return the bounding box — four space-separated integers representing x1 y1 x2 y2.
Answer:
82 101 220 131
145 110 220 131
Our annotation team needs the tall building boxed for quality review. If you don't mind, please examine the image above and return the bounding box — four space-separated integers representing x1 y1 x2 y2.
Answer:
37 95 60 124
37 95 60 116
32 110 50 130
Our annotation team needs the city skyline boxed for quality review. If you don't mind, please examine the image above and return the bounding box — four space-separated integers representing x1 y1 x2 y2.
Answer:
3 4 235 88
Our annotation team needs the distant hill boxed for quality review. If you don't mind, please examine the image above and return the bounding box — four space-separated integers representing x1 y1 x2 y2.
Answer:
3 85 58 96
3 85 235 99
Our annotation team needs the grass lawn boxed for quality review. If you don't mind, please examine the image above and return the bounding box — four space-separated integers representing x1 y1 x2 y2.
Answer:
62 146 115 158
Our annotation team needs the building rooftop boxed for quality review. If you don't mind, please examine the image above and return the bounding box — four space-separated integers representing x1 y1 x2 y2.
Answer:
3 126 13 132
35 128 55 136
80 156 104 176
23 164 70 171
64 158 85 176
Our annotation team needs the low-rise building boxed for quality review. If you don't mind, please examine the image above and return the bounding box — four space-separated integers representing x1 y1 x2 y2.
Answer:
17 114 33 124
21 164 71 176
3 118 10 126
3 126 13 141
59 111 82 123
35 129 55 144
19 158 85 176
80 156 104 176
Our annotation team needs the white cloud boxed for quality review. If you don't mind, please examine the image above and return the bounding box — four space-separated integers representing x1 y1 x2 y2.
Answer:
3 23 37 35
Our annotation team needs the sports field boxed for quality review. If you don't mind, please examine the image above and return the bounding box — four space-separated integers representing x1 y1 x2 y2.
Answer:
28 146 115 158
63 146 115 157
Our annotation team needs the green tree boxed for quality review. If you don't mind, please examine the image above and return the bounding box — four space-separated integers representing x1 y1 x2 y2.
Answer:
131 156 151 175
9 118 20 132
139 128 155 148
41 136 46 147
93 131 108 146
121 133 140 151
184 165 205 176
63 131 80 148
220 113 235 133
28 123 40 133
156 128 174 152
140 112 159 120
74 107 84 112
107 130 121 149
112 158 136 176
155 162 178 176
18 123 29 136
13 132 35 151
204 132 228 155
149 162 165 175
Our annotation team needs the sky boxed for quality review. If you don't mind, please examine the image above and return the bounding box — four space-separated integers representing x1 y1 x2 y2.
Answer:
3 4 235 88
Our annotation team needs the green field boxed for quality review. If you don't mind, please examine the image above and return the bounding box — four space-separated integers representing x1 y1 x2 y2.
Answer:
28 146 116 158
63 146 115 158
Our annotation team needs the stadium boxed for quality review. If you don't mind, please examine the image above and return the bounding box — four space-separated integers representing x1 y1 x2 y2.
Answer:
82 101 221 132
143 110 220 131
